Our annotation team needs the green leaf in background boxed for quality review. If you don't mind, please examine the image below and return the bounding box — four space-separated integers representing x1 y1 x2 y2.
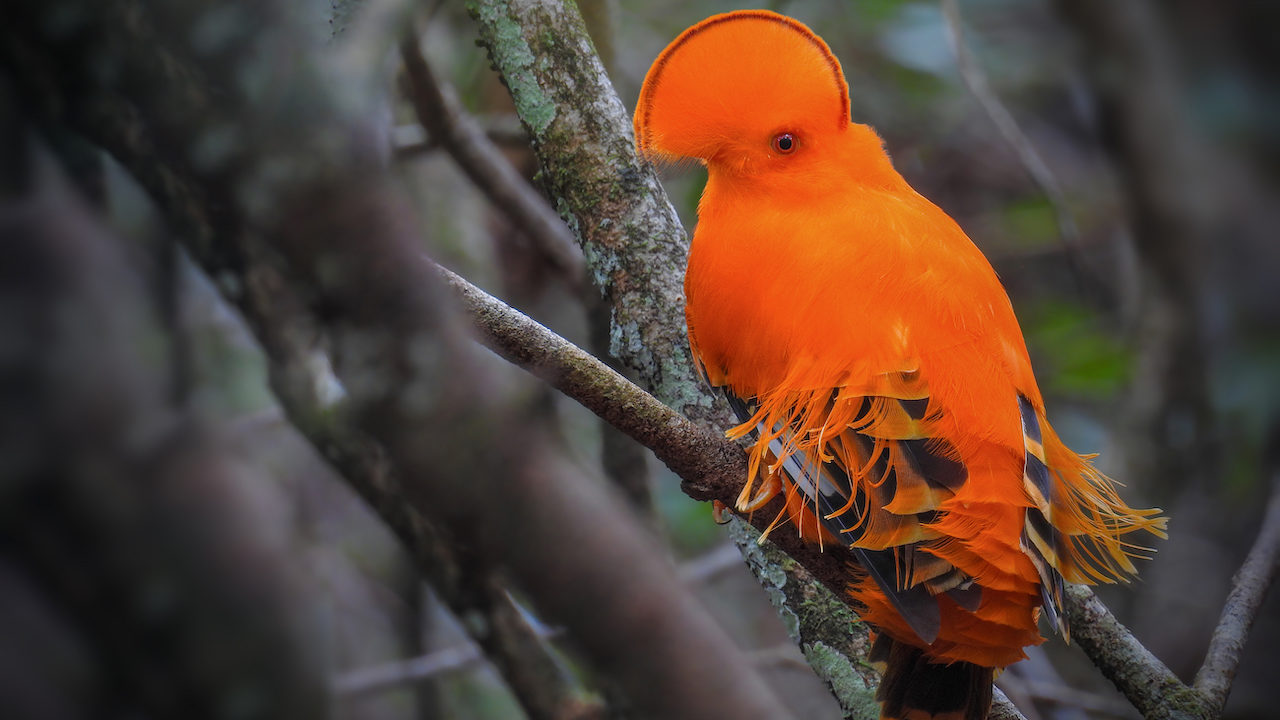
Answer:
655 466 725 555
1001 195 1057 250
1022 300 1130 399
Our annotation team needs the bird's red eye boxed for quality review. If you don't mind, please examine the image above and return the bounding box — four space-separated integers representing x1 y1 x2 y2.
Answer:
772 133 796 154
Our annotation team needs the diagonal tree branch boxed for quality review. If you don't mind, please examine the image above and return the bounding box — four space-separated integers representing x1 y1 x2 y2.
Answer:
398 33 584 285
1064 584 1205 719
435 259 863 605
434 263 746 502
1194 473 1280 712
466 0 713 425
398 32 655 517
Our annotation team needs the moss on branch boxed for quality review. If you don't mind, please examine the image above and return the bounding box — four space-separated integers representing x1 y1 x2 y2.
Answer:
466 0 711 424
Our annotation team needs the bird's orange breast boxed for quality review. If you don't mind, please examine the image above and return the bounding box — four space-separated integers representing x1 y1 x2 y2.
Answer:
686 163 1041 447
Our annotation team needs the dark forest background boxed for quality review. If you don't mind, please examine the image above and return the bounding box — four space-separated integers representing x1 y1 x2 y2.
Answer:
1 1 1277 719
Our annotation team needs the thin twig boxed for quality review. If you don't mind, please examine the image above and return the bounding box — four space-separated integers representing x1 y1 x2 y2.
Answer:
1194 473 1280 711
398 34 584 284
677 542 745 585
432 262 751 502
940 0 1083 267
335 543 752 699
393 115 529 157
333 625 571 699
748 645 814 673
333 642 487 698
1017 678 1138 719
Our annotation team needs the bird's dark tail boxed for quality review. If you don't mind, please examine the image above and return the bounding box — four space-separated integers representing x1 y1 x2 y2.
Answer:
871 633 994 720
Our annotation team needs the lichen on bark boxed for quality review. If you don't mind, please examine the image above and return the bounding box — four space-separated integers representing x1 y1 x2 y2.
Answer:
728 519 881 719
466 0 713 425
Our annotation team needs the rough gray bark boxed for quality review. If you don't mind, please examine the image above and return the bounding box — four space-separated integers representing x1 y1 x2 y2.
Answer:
727 520 882 717
1065 584 1208 720
467 0 715 426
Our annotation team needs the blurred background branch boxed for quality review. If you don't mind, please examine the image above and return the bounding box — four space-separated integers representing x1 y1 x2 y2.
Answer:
0 132 324 719
398 33 584 286
1194 473 1280 713
0 0 1275 719
1 0 794 718
1052 0 1219 503
940 0 1081 271
1 4 598 717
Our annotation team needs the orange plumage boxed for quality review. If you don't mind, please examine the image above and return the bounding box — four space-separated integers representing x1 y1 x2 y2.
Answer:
635 11 1166 720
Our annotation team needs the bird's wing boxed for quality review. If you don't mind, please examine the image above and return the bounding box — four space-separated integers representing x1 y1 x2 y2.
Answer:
723 380 982 645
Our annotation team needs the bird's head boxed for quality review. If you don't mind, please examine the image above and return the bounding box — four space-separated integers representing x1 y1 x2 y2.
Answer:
634 11 853 178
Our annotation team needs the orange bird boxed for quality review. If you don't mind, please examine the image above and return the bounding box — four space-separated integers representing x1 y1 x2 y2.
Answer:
635 11 1166 720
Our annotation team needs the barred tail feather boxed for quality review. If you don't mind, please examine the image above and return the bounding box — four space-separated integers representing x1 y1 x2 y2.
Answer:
871 633 993 720
1038 419 1169 585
